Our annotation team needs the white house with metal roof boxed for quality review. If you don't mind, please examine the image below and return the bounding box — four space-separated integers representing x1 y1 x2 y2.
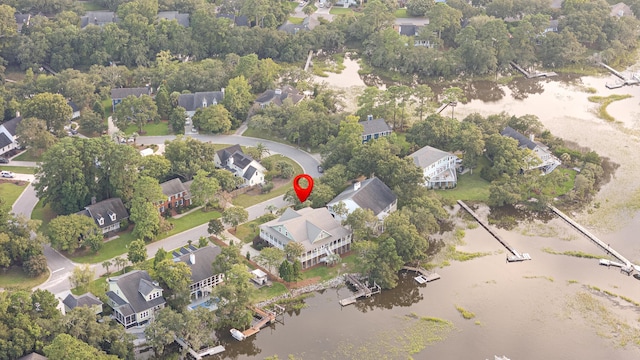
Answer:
0 115 22 156
327 177 397 225
500 126 561 174
259 207 352 269
410 145 459 189
214 144 266 186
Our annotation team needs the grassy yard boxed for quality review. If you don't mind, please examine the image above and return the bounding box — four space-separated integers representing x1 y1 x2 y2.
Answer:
330 7 355 15
436 158 491 202
287 1 300 11
288 17 305 24
394 9 409 18
31 200 56 235
70 208 222 263
0 182 28 206
242 127 322 153
253 282 288 302
0 165 36 174
123 121 171 136
0 267 49 290
551 168 576 196
13 151 41 162
77 1 108 11
302 254 357 281
232 154 303 208
102 98 113 119
234 213 277 243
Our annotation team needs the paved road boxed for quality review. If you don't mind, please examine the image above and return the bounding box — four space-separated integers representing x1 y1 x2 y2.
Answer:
9 174 38 217
137 134 322 177
35 245 77 295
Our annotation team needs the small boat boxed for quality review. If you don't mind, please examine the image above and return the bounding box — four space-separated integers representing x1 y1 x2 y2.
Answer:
230 328 246 341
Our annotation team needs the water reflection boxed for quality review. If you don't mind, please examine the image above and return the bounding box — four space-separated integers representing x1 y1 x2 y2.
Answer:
352 273 424 313
214 330 262 359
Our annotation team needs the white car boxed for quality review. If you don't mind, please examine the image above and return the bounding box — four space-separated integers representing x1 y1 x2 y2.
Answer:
1 170 15 178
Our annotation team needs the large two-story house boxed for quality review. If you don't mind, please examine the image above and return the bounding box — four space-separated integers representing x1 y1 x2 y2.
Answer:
259 207 352 269
173 246 224 300
177 91 225 119
500 126 561 175
214 144 266 186
253 86 304 111
110 86 152 112
359 116 393 143
106 270 165 328
0 114 22 157
158 178 192 214
410 145 459 189
327 177 398 230
76 198 129 235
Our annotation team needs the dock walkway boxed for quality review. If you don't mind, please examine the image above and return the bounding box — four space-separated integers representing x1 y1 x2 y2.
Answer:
510 62 557 79
174 337 224 359
600 62 640 89
241 306 281 338
339 274 381 306
402 266 441 283
458 200 531 262
548 205 635 274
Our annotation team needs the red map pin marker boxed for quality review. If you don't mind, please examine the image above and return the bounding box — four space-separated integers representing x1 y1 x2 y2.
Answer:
293 174 314 203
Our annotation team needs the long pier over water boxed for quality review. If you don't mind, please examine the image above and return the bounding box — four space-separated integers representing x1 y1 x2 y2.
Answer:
548 205 637 274
458 200 530 262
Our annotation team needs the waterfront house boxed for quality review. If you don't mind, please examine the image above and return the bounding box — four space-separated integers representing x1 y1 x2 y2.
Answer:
173 246 224 300
76 198 129 235
500 126 561 174
177 91 225 119
327 177 397 230
254 86 304 110
409 145 459 189
62 292 103 315
158 178 191 214
0 114 22 157
359 116 393 143
214 144 266 186
106 270 165 328
110 86 152 112
259 207 352 269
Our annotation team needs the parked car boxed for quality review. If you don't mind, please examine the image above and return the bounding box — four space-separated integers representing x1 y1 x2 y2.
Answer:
1 170 15 178
317 165 324 173
0 158 9 164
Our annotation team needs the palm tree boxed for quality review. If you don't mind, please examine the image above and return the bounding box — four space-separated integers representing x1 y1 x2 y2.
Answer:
265 204 278 214
102 260 112 275
255 142 270 161
114 256 127 273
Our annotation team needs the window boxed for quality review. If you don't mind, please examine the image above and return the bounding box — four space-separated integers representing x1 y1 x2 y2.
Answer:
97 217 104 226
109 212 116 222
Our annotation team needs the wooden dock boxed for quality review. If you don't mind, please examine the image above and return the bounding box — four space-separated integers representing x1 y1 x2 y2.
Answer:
240 306 283 338
548 205 636 275
339 274 381 306
457 200 531 262
402 266 441 283
436 102 453 114
174 337 225 359
600 62 640 89
510 62 557 79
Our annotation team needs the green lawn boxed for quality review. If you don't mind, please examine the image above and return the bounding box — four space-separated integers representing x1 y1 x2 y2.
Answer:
287 1 300 11
0 165 36 174
31 200 57 235
330 7 355 15
550 168 576 196
13 151 41 162
70 209 222 263
232 155 303 208
123 121 171 136
234 213 277 243
394 9 409 18
436 158 491 202
253 282 288 302
102 98 113 119
77 1 107 11
0 267 49 290
302 254 357 281
0 182 28 206
288 17 305 24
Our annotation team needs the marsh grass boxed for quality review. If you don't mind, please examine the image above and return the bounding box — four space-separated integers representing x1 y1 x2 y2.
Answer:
455 305 476 320
588 94 632 122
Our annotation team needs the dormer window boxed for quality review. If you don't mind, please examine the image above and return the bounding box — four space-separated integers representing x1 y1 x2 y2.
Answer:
109 211 116 222
98 216 104 226
202 99 207 108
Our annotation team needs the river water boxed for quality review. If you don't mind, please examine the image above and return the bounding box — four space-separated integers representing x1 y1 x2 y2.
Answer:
211 63 640 359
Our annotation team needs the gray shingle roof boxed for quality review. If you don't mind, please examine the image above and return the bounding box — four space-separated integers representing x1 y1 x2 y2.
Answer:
17 353 48 360
62 292 103 310
216 144 243 165
2 116 22 136
410 145 457 169
216 13 249 26
107 270 164 314
160 178 187 197
157 11 190 27
327 177 397 216
110 87 151 100
81 11 118 28
79 198 129 229
359 118 392 136
176 246 222 284
399 24 417 36
500 126 536 150
255 86 304 106
260 207 351 252
177 91 224 112
67 101 79 113
231 152 252 169
0 133 11 149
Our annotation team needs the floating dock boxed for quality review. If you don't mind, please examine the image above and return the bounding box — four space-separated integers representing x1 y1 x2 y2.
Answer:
402 266 441 284
174 337 225 359
457 200 531 262
339 274 381 306
548 205 636 275
601 62 640 89
510 62 557 79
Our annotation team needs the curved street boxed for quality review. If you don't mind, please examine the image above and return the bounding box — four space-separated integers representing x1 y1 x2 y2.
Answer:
6 132 321 296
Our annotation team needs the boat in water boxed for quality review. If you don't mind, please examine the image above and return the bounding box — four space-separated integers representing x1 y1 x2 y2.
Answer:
230 328 246 341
